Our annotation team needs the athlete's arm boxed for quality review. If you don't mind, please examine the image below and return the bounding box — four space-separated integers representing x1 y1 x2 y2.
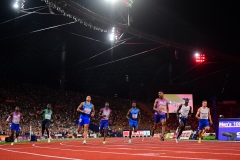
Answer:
208 108 213 125
109 110 112 119
77 102 84 113
176 104 182 118
20 114 24 124
166 100 169 119
153 99 158 111
138 109 141 124
91 105 95 117
37 109 45 116
126 109 131 120
188 106 192 118
6 113 13 122
99 108 103 117
195 108 200 120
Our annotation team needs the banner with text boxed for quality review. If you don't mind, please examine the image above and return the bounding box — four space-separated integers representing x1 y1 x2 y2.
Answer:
123 130 151 137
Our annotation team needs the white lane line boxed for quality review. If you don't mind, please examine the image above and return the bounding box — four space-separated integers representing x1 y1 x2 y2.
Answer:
0 148 83 160
34 144 219 160
60 142 240 153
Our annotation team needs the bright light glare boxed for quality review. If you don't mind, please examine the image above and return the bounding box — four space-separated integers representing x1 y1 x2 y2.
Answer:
105 0 117 3
13 3 19 9
109 33 115 41
195 53 199 57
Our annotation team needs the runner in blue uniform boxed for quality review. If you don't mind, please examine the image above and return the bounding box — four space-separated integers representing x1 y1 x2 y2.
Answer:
126 101 141 144
77 96 95 144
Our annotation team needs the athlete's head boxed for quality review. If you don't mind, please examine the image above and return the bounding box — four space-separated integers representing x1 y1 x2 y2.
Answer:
132 101 137 108
47 104 51 109
202 100 207 107
86 96 91 102
105 102 109 108
15 106 20 112
158 91 164 98
185 98 189 105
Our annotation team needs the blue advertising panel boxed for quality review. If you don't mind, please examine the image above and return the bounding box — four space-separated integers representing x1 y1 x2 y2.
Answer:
218 118 240 141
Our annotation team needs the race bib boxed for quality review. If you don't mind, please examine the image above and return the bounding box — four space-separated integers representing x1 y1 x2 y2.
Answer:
132 114 138 119
105 114 110 118
183 111 189 116
45 114 51 120
13 118 20 123
85 108 91 114
159 106 165 111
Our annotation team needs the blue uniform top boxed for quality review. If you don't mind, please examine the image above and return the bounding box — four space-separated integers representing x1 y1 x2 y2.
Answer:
80 102 93 118
130 108 139 121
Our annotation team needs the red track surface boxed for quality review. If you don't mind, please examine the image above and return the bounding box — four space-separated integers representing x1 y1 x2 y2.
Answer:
0 138 240 160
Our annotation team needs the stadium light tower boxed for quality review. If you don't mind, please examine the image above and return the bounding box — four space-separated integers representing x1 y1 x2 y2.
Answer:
195 52 205 63
13 0 25 11
108 26 120 43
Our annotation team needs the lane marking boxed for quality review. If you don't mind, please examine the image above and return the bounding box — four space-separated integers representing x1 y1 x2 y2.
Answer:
0 148 83 160
33 144 220 160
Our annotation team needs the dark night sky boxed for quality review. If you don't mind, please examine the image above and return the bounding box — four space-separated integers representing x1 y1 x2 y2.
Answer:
0 0 239 103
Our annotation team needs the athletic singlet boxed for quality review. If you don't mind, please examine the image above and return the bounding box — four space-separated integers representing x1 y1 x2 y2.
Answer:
200 107 209 119
12 112 21 124
101 108 111 120
179 105 191 118
155 98 167 115
80 102 92 117
130 108 139 121
42 109 53 121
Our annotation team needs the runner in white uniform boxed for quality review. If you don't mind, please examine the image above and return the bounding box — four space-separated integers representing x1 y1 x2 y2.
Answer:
6 106 23 145
99 102 111 144
195 100 213 143
175 98 192 143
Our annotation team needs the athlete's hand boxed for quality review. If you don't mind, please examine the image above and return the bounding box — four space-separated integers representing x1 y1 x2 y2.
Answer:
210 121 213 125
91 113 94 117
167 114 169 119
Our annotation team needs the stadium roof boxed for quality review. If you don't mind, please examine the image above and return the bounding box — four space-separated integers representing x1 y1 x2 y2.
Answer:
0 0 240 102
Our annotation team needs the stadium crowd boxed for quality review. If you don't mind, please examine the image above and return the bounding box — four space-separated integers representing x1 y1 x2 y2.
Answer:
0 81 239 138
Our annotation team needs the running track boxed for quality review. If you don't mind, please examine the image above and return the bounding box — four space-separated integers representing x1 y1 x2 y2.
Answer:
0 138 240 160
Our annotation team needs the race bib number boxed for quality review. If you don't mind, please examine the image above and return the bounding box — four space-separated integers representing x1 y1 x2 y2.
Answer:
105 113 110 118
201 113 208 118
159 106 165 111
85 108 91 114
45 114 51 120
13 118 20 123
183 111 189 116
132 114 138 119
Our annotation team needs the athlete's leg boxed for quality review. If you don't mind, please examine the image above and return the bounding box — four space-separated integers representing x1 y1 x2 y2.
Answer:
198 120 204 143
45 121 51 139
77 118 83 134
103 121 109 142
129 120 133 139
177 119 185 138
152 114 160 137
83 124 89 141
202 121 210 136
99 120 104 137
160 118 166 140
10 131 15 142
10 123 15 142
103 128 107 141
41 121 45 137
133 121 138 133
